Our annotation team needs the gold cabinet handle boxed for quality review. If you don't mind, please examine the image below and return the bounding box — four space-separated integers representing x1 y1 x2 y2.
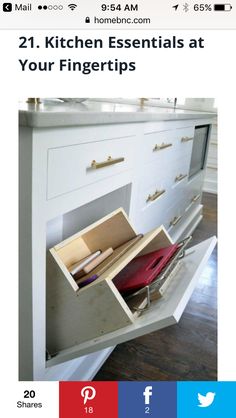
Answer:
181 136 194 142
192 193 201 202
153 142 172 152
146 189 165 203
140 98 149 107
169 215 182 227
91 156 124 169
175 173 187 182
27 98 41 104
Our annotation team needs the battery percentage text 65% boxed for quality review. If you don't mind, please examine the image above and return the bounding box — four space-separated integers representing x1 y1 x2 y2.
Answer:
193 4 212 10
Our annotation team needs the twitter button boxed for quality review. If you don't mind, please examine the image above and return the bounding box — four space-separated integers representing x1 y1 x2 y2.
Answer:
178 382 236 418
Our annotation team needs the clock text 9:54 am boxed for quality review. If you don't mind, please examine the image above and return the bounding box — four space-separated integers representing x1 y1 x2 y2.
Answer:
101 4 139 11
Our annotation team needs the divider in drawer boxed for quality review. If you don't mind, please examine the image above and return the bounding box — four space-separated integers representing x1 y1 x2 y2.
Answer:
46 207 216 365
47 136 135 199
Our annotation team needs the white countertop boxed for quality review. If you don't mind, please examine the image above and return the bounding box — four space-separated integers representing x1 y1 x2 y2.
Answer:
19 100 216 128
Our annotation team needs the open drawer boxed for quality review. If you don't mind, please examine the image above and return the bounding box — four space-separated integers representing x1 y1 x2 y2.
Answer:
46 208 216 367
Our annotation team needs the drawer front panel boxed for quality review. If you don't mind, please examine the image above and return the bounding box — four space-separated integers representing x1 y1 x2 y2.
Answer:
136 191 170 233
171 155 192 186
184 175 203 217
137 187 188 235
138 175 191 234
47 137 135 199
142 126 194 165
186 173 203 205
166 205 185 233
170 178 190 213
143 130 176 164
138 160 176 210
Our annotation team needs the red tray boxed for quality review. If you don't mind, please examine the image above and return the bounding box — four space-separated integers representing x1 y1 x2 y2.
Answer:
113 244 179 294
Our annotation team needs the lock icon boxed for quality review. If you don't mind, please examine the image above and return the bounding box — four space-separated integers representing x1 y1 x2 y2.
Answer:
85 16 90 23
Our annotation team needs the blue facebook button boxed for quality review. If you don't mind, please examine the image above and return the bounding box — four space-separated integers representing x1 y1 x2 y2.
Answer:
177 381 236 418
118 381 177 418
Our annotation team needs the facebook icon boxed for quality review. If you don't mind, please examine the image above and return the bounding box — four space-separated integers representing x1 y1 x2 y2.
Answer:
118 382 177 418
143 386 152 405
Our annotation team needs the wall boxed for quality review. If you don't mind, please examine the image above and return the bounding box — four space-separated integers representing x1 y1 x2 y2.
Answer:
203 117 218 194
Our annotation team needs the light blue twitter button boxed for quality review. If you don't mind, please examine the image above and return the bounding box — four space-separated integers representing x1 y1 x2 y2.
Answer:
177 382 236 418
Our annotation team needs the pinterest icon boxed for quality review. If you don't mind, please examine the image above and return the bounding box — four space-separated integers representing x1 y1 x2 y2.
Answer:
80 386 96 405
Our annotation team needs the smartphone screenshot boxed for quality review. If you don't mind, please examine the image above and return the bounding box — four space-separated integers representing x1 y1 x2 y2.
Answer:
0 1 235 417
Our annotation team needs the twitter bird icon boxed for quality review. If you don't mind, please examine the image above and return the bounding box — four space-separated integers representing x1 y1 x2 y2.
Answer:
198 392 216 408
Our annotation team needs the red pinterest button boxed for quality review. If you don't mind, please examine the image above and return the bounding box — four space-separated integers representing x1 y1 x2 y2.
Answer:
59 381 118 418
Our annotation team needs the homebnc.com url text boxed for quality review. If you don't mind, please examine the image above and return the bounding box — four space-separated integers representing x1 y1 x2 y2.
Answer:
94 16 151 25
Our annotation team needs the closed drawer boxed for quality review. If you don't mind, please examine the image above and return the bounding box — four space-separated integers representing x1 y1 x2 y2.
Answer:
170 177 190 212
142 126 194 165
166 204 185 232
177 127 195 156
171 153 193 186
138 160 175 210
136 191 170 234
47 137 135 199
186 173 203 205
175 174 203 220
138 174 191 234
166 179 199 230
138 183 189 234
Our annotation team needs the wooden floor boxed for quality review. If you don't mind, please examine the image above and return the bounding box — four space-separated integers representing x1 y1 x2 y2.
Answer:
94 193 217 381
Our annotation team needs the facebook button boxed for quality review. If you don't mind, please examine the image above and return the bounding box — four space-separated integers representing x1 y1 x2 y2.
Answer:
119 382 177 418
3 3 13 12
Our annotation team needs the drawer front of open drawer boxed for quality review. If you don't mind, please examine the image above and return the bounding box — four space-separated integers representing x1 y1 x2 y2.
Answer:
47 235 216 366
47 137 135 199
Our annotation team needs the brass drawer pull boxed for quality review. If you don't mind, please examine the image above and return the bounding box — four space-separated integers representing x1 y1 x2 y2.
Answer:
192 193 201 202
153 142 172 152
181 136 194 142
146 189 165 203
175 173 187 182
170 215 182 227
91 156 124 169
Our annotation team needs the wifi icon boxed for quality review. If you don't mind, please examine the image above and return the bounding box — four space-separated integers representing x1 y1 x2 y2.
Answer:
68 3 77 11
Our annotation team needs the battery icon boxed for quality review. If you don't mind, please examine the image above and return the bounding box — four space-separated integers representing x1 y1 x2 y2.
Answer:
214 4 232 10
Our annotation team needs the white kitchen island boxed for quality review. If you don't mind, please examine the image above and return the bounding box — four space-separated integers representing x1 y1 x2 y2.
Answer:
19 100 217 381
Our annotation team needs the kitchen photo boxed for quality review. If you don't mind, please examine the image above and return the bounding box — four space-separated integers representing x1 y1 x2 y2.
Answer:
19 98 217 381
